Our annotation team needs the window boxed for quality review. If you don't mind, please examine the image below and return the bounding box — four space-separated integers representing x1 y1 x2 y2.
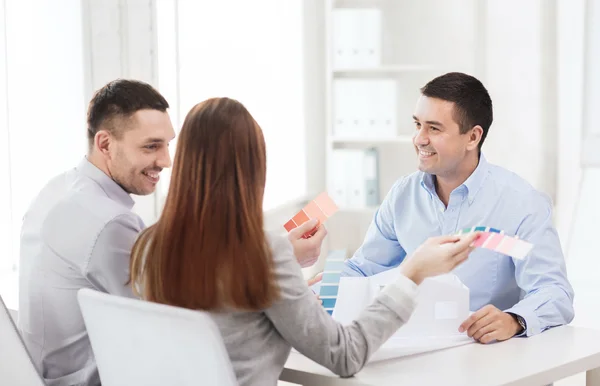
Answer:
0 0 86 306
156 0 307 211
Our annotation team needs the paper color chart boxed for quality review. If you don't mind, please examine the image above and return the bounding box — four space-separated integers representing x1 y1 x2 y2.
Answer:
283 192 339 234
319 251 345 315
456 227 533 260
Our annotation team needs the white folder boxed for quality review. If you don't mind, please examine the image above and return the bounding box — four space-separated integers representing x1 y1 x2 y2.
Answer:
333 79 396 139
333 271 474 362
330 149 379 209
332 9 381 69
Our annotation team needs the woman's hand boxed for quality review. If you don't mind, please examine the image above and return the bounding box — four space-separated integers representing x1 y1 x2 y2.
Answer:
400 233 479 285
288 219 327 268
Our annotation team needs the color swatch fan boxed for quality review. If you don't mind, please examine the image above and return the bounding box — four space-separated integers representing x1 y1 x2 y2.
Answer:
284 192 339 237
319 252 345 315
457 226 533 260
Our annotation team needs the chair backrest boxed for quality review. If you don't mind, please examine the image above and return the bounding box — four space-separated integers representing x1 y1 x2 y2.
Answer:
0 296 45 386
77 288 238 386
8 307 17 323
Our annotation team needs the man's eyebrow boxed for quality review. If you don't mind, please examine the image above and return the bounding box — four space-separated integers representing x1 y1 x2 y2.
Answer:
413 116 445 127
143 138 165 143
425 120 445 127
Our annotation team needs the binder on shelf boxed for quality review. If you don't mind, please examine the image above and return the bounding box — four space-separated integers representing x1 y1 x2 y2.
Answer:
346 151 366 208
332 8 381 70
332 80 359 138
364 148 379 207
330 150 350 208
370 80 397 138
333 79 397 139
330 148 380 209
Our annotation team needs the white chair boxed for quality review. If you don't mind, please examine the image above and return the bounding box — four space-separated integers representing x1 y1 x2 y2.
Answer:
77 288 238 386
0 296 45 386
8 307 17 323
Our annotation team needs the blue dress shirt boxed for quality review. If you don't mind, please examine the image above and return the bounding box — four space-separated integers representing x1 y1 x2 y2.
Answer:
343 155 574 337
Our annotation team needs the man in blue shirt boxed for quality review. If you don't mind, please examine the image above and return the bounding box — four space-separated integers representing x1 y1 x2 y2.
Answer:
342 72 574 343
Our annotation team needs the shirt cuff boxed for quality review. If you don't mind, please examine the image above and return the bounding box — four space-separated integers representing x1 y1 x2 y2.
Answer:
504 307 539 337
377 275 419 322
341 259 367 277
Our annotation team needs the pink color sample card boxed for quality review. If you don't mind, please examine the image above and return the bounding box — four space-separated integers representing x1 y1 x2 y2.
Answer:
284 192 339 237
457 226 533 260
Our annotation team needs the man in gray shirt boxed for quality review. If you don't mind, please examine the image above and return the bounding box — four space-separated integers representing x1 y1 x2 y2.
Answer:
18 79 176 386
18 79 328 386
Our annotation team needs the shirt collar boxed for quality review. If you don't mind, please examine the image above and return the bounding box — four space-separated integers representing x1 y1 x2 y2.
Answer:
420 153 490 205
77 157 135 209
421 172 437 199
462 153 489 205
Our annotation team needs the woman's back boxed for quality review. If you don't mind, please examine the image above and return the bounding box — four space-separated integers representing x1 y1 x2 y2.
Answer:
209 233 300 385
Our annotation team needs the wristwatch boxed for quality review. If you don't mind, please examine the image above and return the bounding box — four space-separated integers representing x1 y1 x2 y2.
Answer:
509 313 527 335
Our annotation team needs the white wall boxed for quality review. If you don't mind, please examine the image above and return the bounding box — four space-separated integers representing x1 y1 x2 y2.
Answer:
303 0 327 199
582 0 600 140
481 0 558 200
556 0 585 248
581 0 600 166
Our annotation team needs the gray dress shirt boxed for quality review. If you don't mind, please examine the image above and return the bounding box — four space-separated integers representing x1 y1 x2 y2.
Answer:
18 158 144 386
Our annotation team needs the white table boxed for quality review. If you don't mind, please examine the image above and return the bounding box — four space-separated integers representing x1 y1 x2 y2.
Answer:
281 326 600 386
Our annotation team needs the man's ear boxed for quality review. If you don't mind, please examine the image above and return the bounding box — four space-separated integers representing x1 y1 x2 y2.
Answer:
466 125 483 151
94 130 112 157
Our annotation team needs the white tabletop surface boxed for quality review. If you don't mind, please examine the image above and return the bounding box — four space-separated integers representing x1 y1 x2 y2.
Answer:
281 326 600 386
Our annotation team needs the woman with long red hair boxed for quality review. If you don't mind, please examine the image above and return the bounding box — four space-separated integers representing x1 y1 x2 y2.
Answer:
130 97 477 386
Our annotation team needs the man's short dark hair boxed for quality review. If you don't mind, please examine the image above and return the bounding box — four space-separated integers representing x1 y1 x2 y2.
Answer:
420 72 493 149
87 79 169 149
